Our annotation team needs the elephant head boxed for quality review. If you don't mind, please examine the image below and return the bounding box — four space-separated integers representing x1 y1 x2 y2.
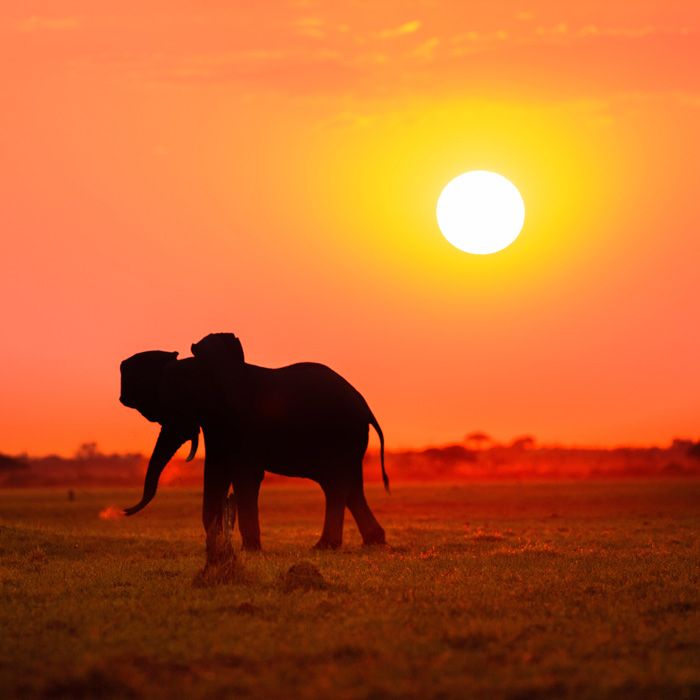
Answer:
119 350 202 516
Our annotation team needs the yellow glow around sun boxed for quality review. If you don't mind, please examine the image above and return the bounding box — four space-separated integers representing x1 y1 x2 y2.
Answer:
306 98 613 300
436 171 525 255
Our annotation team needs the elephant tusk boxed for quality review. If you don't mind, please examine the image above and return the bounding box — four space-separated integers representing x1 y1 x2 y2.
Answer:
185 432 199 462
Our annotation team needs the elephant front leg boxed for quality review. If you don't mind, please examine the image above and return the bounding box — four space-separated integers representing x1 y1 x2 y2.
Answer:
203 461 235 565
234 473 263 551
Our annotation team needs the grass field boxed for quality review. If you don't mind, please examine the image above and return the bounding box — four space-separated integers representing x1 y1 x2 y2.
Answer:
1 481 699 699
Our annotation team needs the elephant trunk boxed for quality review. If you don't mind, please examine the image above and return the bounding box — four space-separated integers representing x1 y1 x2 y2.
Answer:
123 426 190 516
185 431 199 462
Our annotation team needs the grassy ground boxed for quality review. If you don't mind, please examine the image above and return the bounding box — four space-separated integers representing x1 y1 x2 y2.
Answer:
1 480 699 699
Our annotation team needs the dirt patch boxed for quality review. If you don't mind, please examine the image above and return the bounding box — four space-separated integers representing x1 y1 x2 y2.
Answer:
649 601 697 616
330 645 364 661
506 682 568 700
471 530 505 542
444 632 497 651
42 668 139 699
279 561 328 592
235 602 262 615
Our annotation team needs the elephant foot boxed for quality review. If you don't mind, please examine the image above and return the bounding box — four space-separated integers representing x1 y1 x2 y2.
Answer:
205 519 235 566
313 538 341 550
362 533 387 547
206 539 236 566
193 551 242 588
242 539 262 552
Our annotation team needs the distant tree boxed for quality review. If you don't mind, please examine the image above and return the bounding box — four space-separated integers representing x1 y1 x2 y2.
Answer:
510 435 536 450
689 442 700 460
465 431 492 450
672 438 694 451
0 453 27 471
421 445 477 466
75 442 99 460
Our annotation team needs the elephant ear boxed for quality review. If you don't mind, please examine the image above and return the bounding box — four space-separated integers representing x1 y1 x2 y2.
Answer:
120 350 179 422
190 333 246 409
191 332 245 366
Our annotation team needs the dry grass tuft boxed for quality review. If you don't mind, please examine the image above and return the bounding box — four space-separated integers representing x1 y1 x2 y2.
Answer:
191 555 244 588
471 529 505 542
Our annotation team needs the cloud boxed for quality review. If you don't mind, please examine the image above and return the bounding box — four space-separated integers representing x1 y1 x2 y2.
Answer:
295 16 326 39
450 29 509 56
28 7 694 102
413 37 439 60
578 25 694 39
535 23 568 37
377 20 421 39
126 46 355 92
20 16 79 31
534 23 694 41
452 30 509 43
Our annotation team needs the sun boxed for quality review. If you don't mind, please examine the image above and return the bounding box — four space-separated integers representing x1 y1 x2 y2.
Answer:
436 171 525 255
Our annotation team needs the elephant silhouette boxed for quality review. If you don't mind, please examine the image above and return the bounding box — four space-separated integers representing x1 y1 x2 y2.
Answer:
119 332 388 561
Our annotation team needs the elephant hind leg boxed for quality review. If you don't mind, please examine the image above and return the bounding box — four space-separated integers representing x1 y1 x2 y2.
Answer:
234 473 263 551
314 481 348 550
347 479 386 546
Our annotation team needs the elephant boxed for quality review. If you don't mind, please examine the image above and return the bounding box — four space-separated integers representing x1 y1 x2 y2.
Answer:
119 332 388 561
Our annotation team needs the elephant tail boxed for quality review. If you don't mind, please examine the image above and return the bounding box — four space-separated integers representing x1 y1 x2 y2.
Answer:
369 413 390 493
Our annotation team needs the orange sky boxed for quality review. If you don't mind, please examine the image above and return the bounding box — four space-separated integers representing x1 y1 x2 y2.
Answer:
1 1 699 456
